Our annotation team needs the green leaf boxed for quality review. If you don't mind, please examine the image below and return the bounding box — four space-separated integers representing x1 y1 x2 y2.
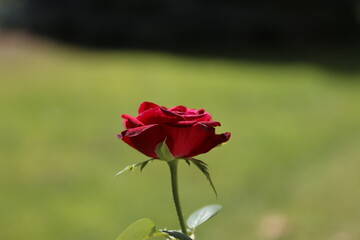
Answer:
155 139 175 161
188 158 217 196
162 230 193 240
140 160 150 171
115 159 153 177
117 218 156 240
186 204 222 230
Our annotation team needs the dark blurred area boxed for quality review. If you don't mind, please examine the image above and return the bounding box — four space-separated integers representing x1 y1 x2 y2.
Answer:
1 0 360 69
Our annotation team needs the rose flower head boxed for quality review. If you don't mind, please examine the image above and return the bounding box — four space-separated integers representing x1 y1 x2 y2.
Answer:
118 102 230 159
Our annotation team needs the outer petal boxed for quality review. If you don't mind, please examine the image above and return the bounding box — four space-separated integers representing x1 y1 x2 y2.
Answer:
188 132 230 157
160 108 185 119
165 108 212 122
121 114 144 129
168 105 188 113
138 102 159 114
137 107 183 125
196 109 205 114
183 113 212 121
138 103 212 124
173 121 220 127
167 106 212 121
162 123 229 158
198 121 221 127
118 124 166 158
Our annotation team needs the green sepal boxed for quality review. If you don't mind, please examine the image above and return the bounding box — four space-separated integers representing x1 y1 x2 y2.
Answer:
187 158 217 197
115 159 153 177
140 160 150 171
155 139 175 161
186 204 222 230
184 159 191 166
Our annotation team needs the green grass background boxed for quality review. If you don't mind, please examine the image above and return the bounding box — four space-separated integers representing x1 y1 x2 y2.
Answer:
1 40 359 240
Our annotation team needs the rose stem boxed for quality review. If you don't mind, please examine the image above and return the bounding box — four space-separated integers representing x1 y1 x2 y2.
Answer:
168 159 187 235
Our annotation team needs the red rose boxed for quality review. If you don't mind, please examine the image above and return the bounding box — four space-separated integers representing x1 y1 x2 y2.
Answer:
118 102 230 159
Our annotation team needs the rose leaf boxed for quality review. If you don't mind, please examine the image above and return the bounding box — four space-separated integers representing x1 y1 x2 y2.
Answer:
186 204 222 230
188 158 217 197
115 159 153 177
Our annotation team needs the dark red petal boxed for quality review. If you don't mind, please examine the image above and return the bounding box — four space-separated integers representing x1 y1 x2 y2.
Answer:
198 121 221 127
168 105 188 113
183 112 212 121
138 102 159 114
121 114 144 129
160 108 185 119
176 121 198 127
197 109 205 114
118 124 166 158
186 109 198 115
137 107 183 125
187 132 231 157
162 123 225 158
172 121 220 128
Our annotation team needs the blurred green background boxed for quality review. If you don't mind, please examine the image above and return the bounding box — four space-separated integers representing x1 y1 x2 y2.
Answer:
1 35 360 240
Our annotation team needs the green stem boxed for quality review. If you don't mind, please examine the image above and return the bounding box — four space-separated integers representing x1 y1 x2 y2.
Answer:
168 159 187 235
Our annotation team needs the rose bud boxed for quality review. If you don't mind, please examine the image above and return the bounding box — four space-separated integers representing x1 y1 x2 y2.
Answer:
117 102 230 159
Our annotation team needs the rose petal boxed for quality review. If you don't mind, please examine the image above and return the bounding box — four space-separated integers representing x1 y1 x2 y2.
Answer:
197 109 205 114
166 108 212 121
160 107 185 118
137 107 183 125
118 124 166 158
162 123 229 158
182 113 212 121
174 121 220 127
198 121 221 127
186 109 198 115
138 102 159 114
174 121 198 127
121 114 144 129
188 132 230 157
168 105 188 113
